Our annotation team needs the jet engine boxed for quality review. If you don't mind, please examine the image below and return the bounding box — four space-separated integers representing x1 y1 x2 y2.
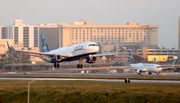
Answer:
136 69 142 74
56 55 62 61
51 55 62 63
86 57 97 63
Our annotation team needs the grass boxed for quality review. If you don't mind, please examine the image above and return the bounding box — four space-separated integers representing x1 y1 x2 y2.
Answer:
0 80 180 103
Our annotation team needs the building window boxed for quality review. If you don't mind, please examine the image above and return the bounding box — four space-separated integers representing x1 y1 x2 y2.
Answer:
14 27 19 44
2 27 7 39
23 27 29 47
34 27 38 47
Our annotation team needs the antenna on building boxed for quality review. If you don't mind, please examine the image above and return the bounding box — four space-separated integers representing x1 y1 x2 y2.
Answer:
79 19 84 22
79 15 84 22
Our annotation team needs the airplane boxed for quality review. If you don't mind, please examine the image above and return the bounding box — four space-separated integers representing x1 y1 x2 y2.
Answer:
7 34 116 69
128 49 174 75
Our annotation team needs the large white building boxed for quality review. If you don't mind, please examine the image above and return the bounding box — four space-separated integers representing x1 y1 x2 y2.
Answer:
1 19 39 48
39 21 160 52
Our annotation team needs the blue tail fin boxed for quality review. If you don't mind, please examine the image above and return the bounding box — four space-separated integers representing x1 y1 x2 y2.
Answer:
129 49 136 64
41 34 50 52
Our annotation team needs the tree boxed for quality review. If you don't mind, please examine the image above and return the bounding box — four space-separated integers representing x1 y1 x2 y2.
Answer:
162 47 165 49
27 48 32 50
0 54 6 59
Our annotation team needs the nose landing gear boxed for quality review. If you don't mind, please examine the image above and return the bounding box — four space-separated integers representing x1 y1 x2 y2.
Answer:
156 72 160 75
77 58 84 69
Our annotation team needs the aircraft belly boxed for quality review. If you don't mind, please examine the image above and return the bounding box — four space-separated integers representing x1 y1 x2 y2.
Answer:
60 52 96 62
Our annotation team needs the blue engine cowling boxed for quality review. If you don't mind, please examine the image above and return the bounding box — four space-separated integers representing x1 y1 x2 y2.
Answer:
51 55 62 63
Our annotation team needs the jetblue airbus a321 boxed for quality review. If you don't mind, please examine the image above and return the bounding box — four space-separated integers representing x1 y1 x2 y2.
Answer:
9 34 116 69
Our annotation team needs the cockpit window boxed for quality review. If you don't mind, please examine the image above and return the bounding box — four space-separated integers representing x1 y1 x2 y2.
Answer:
88 44 98 46
157 66 161 68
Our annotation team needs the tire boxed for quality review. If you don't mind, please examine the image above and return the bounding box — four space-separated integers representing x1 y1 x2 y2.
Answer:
125 78 130 83
57 64 59 68
77 64 79 69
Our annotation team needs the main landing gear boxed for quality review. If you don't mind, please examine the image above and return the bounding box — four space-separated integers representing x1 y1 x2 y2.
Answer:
54 62 59 68
148 72 152 75
77 64 83 69
156 72 160 75
77 58 84 69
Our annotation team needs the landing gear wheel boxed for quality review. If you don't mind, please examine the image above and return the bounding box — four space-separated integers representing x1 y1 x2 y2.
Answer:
54 62 59 68
77 58 84 69
148 72 152 75
80 64 83 69
77 64 80 69
57 64 59 68
125 78 130 83
77 64 83 69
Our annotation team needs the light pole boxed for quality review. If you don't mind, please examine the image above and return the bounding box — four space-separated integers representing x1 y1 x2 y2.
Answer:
28 79 42 103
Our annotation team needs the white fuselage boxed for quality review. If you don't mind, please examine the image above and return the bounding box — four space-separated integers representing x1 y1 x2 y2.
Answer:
130 63 162 73
41 42 99 63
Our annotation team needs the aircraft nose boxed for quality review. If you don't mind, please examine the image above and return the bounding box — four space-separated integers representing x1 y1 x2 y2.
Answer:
94 46 99 52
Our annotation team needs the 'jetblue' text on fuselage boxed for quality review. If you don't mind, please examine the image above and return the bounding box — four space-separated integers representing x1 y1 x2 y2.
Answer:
74 45 84 53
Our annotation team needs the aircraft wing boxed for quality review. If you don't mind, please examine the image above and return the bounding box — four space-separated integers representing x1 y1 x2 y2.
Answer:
15 49 68 58
6 41 68 58
92 53 117 57
124 68 147 72
162 62 174 70
91 46 117 58
122 67 147 72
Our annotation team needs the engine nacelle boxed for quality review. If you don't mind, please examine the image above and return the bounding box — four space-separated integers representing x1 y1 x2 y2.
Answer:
136 69 141 73
86 57 97 63
51 55 62 63
56 55 62 61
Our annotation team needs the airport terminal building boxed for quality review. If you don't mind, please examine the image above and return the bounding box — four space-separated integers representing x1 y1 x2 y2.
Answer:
39 21 160 51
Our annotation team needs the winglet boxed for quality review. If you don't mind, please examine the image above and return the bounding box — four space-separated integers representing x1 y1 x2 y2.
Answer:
6 41 13 54
6 41 11 53
7 41 10 50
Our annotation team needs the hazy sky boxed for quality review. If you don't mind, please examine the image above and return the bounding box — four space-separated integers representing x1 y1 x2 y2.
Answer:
0 0 180 49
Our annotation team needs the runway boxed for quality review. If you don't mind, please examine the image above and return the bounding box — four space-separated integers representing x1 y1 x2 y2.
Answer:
2 72 180 77
0 77 180 84
29 72 180 76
